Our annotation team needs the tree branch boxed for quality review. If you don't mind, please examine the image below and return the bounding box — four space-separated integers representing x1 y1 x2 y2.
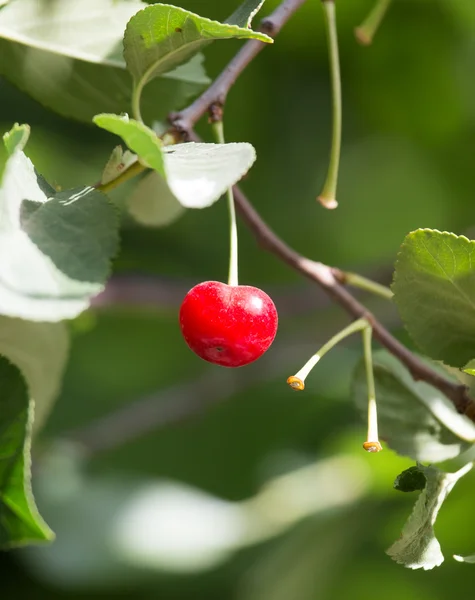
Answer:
166 0 475 421
230 186 475 419
169 0 308 133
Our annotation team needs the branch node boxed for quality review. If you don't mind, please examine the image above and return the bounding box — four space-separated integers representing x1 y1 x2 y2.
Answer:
208 102 224 123
260 18 277 35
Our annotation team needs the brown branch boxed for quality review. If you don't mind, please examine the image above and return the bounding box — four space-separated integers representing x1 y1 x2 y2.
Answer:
166 0 475 421
230 186 475 419
169 0 308 134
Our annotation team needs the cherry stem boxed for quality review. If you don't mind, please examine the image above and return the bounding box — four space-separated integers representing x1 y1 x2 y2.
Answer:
355 0 392 46
340 271 393 300
362 325 382 452
318 0 342 210
211 120 239 286
289 317 368 389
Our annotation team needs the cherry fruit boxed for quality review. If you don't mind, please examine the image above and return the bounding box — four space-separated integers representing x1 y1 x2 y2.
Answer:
179 281 278 367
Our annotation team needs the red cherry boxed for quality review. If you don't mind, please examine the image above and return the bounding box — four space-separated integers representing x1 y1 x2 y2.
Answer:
179 281 278 367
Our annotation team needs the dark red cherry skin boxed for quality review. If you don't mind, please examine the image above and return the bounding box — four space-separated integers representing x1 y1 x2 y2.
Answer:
179 281 278 367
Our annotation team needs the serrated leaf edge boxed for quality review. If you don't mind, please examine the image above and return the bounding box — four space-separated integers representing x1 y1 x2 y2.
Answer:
391 228 475 366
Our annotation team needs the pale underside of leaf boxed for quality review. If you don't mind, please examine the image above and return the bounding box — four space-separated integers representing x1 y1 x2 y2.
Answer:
93 115 257 210
163 142 256 208
0 0 209 122
387 463 472 570
0 144 119 321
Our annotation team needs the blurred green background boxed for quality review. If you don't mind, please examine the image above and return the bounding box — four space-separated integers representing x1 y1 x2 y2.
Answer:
2 0 475 598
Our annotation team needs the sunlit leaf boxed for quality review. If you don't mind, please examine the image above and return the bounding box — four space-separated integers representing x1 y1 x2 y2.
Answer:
392 229 475 368
387 463 472 570
94 115 257 210
0 0 209 123
123 3 272 112
352 350 475 462
93 114 165 175
162 142 256 208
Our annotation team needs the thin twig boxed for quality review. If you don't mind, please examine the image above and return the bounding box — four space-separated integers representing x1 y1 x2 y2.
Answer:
230 185 475 419
91 0 475 428
167 0 475 420
169 0 308 134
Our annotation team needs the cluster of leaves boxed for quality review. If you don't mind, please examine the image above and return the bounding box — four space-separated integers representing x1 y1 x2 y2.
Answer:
353 231 475 568
0 0 269 548
1 0 475 576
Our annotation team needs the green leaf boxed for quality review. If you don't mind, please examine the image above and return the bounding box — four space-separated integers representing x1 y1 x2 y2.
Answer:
123 3 272 113
94 115 257 210
0 356 54 547
394 466 427 493
101 146 137 186
0 317 69 433
127 171 185 227
0 0 209 123
352 350 475 462
0 132 119 321
3 122 30 155
392 229 475 368
161 142 256 208
387 463 472 570
226 0 266 28
93 114 165 175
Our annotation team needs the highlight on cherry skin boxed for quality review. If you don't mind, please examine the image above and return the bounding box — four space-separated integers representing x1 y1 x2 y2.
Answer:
179 281 278 367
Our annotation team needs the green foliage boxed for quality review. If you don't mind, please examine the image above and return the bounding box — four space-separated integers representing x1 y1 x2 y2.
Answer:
0 0 473 591
94 113 257 211
0 0 209 123
387 463 472 570
0 357 54 547
392 229 475 368
0 123 119 321
94 114 165 175
352 350 475 462
123 3 272 117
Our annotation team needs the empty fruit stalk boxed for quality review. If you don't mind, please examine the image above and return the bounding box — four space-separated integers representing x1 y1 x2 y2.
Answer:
318 0 342 209
287 317 382 453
